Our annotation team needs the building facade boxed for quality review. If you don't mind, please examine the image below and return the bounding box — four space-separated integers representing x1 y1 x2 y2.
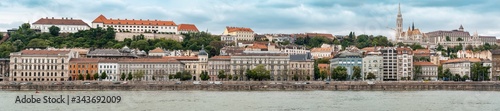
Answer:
177 24 199 34
119 58 183 81
223 26 254 41
208 56 231 81
397 47 414 80
330 50 363 80
98 59 119 81
426 26 482 47
69 58 99 80
362 51 383 81
0 58 9 81
380 47 398 81
289 54 314 81
10 49 78 81
32 17 90 33
442 58 481 78
92 14 178 34
414 62 438 80
492 49 500 81
311 47 332 59
230 53 290 81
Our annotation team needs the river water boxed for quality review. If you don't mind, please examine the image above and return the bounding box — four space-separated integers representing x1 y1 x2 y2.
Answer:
0 91 499 111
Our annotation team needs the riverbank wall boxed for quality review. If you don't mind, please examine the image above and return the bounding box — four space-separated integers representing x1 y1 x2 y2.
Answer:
2 81 500 91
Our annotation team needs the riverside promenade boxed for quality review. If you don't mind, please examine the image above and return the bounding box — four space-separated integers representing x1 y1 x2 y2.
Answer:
2 81 500 91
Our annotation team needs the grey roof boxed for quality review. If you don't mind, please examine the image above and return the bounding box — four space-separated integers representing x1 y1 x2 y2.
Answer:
290 53 312 61
491 49 500 55
334 51 363 58
87 49 137 57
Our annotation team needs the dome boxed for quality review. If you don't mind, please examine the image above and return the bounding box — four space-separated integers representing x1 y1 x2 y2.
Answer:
121 46 131 53
199 45 208 56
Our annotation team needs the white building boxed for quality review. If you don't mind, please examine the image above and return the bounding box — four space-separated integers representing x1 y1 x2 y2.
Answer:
310 47 332 59
98 60 119 81
362 51 383 81
10 49 78 81
92 14 178 34
32 17 90 33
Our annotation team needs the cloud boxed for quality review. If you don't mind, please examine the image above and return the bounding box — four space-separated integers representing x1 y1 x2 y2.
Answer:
0 0 498 39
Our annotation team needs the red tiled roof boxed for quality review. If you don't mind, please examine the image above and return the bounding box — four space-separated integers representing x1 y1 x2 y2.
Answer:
318 64 329 68
210 56 231 60
149 47 165 53
92 14 176 26
33 17 89 26
178 24 199 32
442 58 481 64
69 58 100 63
162 56 199 60
413 62 436 66
306 33 334 39
311 47 332 52
118 58 180 63
226 26 254 33
21 50 70 55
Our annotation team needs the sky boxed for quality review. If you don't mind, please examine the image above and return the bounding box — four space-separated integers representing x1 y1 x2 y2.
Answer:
0 0 499 40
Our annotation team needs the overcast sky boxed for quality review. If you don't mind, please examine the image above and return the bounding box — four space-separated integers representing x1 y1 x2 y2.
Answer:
0 0 499 40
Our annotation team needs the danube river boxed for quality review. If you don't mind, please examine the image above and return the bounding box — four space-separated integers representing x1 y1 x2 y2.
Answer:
0 91 499 111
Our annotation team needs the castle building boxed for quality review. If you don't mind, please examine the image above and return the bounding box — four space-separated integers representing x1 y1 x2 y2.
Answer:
32 17 90 33
91 14 178 34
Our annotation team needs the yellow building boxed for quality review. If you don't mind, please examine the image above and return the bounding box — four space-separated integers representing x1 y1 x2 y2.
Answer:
223 26 254 41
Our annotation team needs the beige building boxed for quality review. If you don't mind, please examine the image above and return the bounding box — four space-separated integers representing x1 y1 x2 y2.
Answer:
414 62 438 80
442 58 481 77
310 47 332 59
289 54 314 81
10 49 78 81
457 50 491 60
230 53 290 81
223 26 254 41
163 48 208 81
208 56 231 81
118 58 183 81
397 47 414 80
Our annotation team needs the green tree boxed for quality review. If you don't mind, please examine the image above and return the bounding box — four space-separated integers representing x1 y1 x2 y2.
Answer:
100 72 108 80
120 73 126 81
413 65 422 80
26 38 49 48
200 71 209 81
292 74 299 81
444 68 452 81
456 37 463 41
133 70 145 81
174 71 192 81
331 66 348 81
85 73 91 80
127 72 133 81
93 73 99 80
366 72 376 80
319 70 327 80
438 66 443 80
247 64 271 81
48 25 60 36
218 70 226 81
446 36 451 41
228 75 233 81
352 66 361 80
78 74 84 80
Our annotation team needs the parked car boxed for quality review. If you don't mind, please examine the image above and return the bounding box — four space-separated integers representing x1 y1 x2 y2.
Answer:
208 81 214 84
9 82 16 85
214 81 223 85
83 82 91 85
20 82 27 85
193 81 201 85
175 81 182 84
122 81 128 84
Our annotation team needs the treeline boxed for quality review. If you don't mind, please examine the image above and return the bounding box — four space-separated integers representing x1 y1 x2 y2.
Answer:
0 23 224 58
294 32 393 49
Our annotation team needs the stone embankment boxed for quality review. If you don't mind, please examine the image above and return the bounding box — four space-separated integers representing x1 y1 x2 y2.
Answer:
2 81 500 91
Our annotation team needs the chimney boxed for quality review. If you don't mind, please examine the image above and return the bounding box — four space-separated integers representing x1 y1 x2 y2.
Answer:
45 17 48 19
71 17 73 20
52 17 54 19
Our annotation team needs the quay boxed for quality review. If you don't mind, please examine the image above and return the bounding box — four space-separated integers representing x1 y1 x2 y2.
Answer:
2 81 500 91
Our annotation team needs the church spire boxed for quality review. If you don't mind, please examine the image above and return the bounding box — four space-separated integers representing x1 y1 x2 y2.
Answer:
412 22 415 31
398 3 401 16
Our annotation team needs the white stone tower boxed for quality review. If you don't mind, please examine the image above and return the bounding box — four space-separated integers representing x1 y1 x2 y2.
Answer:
396 3 403 42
